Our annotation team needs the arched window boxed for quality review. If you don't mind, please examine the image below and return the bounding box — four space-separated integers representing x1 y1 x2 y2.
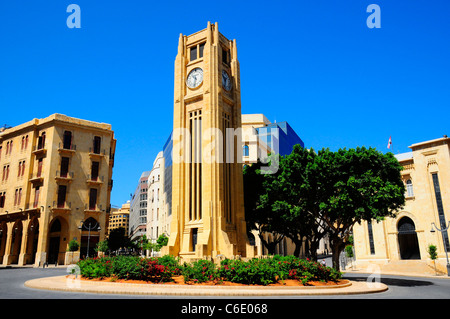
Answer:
81 217 100 231
243 145 249 157
50 219 62 233
406 179 414 197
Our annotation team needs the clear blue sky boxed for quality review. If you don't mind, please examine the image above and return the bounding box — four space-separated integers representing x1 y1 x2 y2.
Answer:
1 1 449 207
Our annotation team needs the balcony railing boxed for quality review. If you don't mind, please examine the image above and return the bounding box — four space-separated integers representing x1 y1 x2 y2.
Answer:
58 142 76 154
89 147 106 156
52 201 71 212
85 203 103 212
87 175 104 185
29 172 44 184
55 171 74 183
32 144 46 155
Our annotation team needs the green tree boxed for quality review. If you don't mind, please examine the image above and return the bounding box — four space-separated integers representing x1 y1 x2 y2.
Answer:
107 227 132 251
428 244 438 274
243 158 286 255
95 240 109 254
243 145 405 271
156 234 169 251
311 147 405 270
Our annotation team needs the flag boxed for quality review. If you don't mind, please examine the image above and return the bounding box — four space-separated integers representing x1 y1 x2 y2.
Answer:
387 136 392 149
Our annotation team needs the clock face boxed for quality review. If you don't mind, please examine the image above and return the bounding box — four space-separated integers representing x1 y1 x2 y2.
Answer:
222 70 232 91
186 68 203 89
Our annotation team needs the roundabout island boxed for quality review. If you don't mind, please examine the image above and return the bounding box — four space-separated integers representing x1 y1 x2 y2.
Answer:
24 275 388 296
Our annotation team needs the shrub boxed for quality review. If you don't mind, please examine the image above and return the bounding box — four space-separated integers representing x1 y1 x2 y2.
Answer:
181 259 218 283
158 254 182 276
78 257 112 279
76 254 342 285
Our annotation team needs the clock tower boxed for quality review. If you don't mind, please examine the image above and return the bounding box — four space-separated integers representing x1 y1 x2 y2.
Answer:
165 22 255 261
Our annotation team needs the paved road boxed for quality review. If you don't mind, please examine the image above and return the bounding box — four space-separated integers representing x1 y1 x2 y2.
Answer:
1 266 450 299
1 266 448 318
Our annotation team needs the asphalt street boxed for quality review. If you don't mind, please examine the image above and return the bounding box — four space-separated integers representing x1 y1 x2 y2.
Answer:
1 266 450 299
0 266 449 317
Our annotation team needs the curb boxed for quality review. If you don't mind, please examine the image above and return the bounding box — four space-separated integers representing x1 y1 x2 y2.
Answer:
24 276 388 296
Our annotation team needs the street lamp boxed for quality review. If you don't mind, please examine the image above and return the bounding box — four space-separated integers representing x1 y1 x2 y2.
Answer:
78 219 101 259
431 221 450 276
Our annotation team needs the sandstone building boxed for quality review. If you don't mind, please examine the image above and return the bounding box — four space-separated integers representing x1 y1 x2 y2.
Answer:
353 136 450 274
108 201 130 236
0 114 115 266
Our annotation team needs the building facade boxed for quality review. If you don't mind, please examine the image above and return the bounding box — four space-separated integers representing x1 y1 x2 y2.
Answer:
108 201 130 236
353 136 450 274
0 114 116 266
129 171 149 242
146 152 164 248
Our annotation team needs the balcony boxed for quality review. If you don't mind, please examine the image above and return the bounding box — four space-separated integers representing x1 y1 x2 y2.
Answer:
55 171 74 183
87 174 104 186
31 144 47 156
29 172 44 185
51 201 72 213
89 147 106 159
57 142 76 155
84 203 103 214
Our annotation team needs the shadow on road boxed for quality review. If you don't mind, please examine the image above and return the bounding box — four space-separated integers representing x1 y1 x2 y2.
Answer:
346 276 434 287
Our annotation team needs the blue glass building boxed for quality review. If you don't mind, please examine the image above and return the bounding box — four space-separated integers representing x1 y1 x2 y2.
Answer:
256 121 304 156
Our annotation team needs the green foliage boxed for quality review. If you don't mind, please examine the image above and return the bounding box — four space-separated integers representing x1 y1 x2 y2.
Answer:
219 258 279 285
243 144 406 270
77 257 113 279
107 227 132 251
428 244 438 260
95 240 109 253
345 245 354 258
156 234 169 251
67 239 79 252
181 259 218 283
76 255 342 285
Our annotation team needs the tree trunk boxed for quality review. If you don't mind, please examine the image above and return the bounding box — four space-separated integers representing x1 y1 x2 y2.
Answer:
292 238 303 257
332 246 341 271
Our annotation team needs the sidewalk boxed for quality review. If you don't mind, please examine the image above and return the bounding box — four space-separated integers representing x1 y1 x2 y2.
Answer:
342 262 450 279
24 275 388 297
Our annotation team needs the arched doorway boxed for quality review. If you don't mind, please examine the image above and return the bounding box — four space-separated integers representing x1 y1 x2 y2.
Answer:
26 218 39 265
10 221 23 264
0 222 7 264
80 217 100 259
48 218 62 264
397 217 421 260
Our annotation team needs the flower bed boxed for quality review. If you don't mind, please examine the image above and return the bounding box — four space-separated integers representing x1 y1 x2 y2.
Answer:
76 255 341 286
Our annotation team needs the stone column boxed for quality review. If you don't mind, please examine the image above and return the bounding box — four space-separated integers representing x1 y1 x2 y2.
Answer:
2 222 13 266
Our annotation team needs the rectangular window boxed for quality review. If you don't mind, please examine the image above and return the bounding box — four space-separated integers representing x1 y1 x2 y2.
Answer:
199 42 205 58
63 131 72 149
57 185 67 208
0 192 5 208
190 46 197 61
93 136 101 154
222 48 229 65
34 186 40 208
432 173 450 250
60 157 69 177
89 188 98 210
37 158 43 177
14 188 22 206
367 220 376 255
192 228 198 252
91 161 99 181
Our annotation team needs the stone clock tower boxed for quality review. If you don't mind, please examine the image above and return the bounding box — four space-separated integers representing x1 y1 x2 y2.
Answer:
165 22 255 261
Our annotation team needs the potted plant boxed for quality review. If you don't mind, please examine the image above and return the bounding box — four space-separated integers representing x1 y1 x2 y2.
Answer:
67 239 80 264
